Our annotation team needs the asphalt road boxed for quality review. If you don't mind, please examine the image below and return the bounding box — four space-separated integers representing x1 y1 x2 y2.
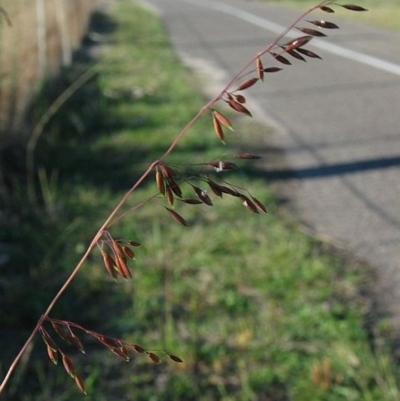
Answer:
142 0 400 324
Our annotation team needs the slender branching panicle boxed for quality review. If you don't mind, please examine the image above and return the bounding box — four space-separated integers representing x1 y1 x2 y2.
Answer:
0 1 368 395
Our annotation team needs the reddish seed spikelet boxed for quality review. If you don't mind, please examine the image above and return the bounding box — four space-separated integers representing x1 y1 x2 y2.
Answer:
132 344 145 353
207 180 224 198
212 113 225 143
156 169 165 196
208 161 238 172
102 251 117 279
116 257 132 279
256 56 264 81
239 195 259 214
67 328 85 354
235 77 258 91
164 207 189 227
212 110 234 131
283 35 313 52
320 5 334 13
165 184 174 207
284 48 306 62
39 327 58 352
296 27 326 37
167 177 183 197
147 352 161 364
192 185 213 206
235 153 262 160
307 20 339 29
296 47 322 59
340 4 367 12
263 67 283 73
61 353 76 378
181 198 203 205
47 344 58 365
74 374 87 395
127 240 141 247
98 336 121 349
227 99 252 117
234 94 246 104
251 196 268 213
110 346 130 361
270 52 291 65
122 245 135 259
168 354 184 363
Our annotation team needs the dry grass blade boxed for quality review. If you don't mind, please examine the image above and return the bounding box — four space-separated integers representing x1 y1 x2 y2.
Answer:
164 207 189 227
235 77 259 91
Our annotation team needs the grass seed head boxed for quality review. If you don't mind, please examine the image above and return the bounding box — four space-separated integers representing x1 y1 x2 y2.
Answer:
164 207 189 226
168 354 184 363
257 56 264 81
212 113 225 143
156 169 166 196
147 352 161 364
47 345 58 365
74 374 87 395
235 77 259 91
61 353 76 379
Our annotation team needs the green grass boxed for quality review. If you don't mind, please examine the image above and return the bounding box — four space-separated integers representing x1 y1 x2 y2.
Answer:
2 1 400 400
261 0 400 30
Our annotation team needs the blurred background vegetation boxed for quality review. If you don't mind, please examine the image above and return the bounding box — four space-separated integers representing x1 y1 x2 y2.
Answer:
1 0 400 400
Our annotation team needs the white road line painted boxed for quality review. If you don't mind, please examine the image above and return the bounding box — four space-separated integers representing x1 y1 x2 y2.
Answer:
182 0 400 77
